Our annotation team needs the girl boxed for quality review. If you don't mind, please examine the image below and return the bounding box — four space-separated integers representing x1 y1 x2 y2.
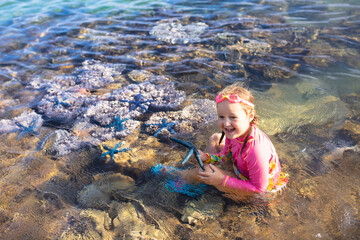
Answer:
197 83 288 199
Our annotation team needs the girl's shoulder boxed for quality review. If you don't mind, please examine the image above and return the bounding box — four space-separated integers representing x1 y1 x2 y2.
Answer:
251 125 271 141
249 126 276 153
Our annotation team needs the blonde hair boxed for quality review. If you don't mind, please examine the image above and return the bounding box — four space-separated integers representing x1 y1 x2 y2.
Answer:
218 82 258 125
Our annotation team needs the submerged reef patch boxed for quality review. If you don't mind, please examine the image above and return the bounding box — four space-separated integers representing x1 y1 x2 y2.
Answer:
35 90 97 125
150 22 208 44
72 59 126 90
40 130 88 156
144 99 217 136
29 60 126 91
0 110 43 139
72 118 141 145
85 80 186 121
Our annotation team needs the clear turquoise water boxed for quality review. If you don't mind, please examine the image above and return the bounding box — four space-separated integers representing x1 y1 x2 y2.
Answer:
0 0 359 239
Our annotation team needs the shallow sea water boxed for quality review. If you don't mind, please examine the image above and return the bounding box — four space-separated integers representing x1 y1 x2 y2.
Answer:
0 0 359 239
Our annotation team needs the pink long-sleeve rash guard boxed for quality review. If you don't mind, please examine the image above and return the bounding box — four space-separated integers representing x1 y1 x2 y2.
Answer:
205 125 281 193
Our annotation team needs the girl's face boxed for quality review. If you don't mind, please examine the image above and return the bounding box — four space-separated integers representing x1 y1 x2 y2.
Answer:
217 100 254 139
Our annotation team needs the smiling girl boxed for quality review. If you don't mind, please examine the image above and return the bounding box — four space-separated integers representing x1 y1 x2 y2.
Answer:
197 83 288 200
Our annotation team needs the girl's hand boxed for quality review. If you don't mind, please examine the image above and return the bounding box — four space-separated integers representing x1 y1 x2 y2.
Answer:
191 149 207 164
197 149 207 162
197 164 226 186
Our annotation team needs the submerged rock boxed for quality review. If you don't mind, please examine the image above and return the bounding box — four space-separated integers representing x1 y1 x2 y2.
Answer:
181 193 225 225
339 147 360 174
295 80 328 100
128 69 154 83
150 22 208 44
128 69 171 83
77 173 136 210
60 201 168 240
59 213 103 240
303 41 336 67
112 202 168 239
255 82 347 136
340 93 360 121
342 120 360 143
1 79 22 94
223 35 272 61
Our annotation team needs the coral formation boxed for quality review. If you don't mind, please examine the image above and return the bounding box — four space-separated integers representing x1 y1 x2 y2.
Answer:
29 60 126 91
35 90 97 125
0 110 43 138
40 130 87 156
150 22 208 44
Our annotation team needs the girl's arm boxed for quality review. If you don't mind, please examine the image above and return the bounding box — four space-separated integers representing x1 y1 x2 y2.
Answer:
202 138 231 164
